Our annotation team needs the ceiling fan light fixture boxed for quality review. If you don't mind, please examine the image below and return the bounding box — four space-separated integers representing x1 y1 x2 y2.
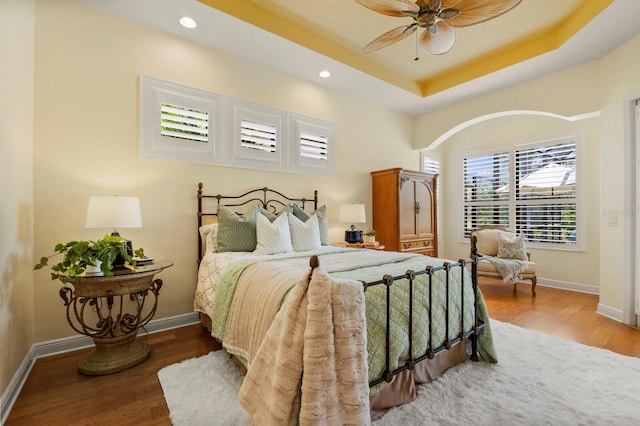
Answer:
179 16 197 29
357 0 522 55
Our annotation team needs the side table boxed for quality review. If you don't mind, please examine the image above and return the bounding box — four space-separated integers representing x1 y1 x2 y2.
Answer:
333 242 386 251
59 259 173 375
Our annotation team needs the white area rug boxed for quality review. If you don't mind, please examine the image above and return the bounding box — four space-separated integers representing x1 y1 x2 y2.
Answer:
158 320 640 425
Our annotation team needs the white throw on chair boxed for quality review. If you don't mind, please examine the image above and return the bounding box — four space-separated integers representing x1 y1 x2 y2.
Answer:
470 226 537 296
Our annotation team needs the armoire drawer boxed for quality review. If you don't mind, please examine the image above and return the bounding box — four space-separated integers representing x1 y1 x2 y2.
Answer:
400 240 433 251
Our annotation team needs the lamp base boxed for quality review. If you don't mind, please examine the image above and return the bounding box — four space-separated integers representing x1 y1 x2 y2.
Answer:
344 229 362 244
111 232 133 266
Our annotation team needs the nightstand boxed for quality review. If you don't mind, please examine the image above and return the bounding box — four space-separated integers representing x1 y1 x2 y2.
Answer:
333 242 386 251
59 259 173 375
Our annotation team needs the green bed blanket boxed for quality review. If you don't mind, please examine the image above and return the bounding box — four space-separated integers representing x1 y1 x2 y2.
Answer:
210 248 497 392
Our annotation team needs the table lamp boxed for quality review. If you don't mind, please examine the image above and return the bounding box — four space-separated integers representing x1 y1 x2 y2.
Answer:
85 195 142 261
339 203 366 244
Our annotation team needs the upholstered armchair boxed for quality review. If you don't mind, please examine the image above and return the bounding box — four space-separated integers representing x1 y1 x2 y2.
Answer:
470 225 537 296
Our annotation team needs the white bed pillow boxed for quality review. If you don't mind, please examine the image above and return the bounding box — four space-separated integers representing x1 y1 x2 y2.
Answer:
288 213 321 252
199 223 219 253
254 213 293 255
291 204 329 245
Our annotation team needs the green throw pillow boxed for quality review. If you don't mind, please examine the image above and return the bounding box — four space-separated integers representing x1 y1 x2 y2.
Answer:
291 204 328 245
216 205 260 252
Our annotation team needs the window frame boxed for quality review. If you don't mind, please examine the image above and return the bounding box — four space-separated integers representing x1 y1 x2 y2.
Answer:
140 76 224 165
461 135 584 252
226 97 285 172
139 75 335 176
287 113 335 176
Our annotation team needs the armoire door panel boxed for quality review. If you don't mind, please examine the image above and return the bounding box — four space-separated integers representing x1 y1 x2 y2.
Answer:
399 181 418 239
416 180 434 238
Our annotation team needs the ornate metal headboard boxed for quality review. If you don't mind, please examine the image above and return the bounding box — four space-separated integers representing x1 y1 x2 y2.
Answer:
196 182 319 262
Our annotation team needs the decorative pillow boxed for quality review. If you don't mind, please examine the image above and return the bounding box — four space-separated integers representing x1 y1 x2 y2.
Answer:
254 213 293 255
497 233 528 261
198 223 219 253
291 204 329 245
216 205 260 252
261 205 292 222
288 213 321 252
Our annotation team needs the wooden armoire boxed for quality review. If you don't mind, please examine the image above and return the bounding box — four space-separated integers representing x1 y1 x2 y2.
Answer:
371 168 438 256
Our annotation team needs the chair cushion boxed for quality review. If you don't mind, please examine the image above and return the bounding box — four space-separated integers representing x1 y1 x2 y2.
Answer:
477 258 537 275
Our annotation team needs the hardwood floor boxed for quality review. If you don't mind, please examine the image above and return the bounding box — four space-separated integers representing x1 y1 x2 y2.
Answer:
480 278 640 358
5 324 221 426
6 280 640 425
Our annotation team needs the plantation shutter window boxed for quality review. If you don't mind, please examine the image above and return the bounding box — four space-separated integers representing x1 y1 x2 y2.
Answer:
241 120 277 152
514 141 577 245
422 155 440 175
463 152 510 238
140 76 223 164
141 76 335 176
288 113 335 176
300 132 328 160
462 138 580 249
161 104 209 143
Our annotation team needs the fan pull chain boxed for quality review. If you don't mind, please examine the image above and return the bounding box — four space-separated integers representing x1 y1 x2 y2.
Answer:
414 31 419 61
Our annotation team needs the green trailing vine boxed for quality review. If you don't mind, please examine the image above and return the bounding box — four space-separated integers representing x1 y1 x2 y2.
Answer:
34 234 145 283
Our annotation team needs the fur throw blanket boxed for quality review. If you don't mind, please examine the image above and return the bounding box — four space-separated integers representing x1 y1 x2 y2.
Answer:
238 264 371 425
484 256 525 283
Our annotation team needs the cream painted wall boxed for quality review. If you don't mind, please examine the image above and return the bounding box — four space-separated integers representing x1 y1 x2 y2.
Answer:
594 33 640 314
413 60 602 153
32 0 418 341
416 32 640 314
438 114 600 288
0 0 35 398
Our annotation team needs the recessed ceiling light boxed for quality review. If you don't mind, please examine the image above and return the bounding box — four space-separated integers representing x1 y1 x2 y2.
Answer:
319 70 331 78
179 16 197 29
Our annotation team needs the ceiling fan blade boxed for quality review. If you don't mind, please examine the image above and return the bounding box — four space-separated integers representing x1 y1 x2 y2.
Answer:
355 0 420 17
419 23 456 55
445 0 522 28
440 0 462 8
362 24 417 53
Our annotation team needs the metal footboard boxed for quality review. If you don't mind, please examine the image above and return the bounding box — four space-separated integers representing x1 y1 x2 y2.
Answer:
359 257 484 388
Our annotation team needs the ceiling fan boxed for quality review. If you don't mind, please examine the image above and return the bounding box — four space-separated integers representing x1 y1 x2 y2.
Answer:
357 0 523 55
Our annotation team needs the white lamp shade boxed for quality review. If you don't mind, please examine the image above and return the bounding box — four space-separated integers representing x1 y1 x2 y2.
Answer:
339 204 366 224
85 196 142 229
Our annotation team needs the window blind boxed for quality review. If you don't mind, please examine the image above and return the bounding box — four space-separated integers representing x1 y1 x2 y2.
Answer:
462 152 509 238
299 132 328 160
514 141 577 244
240 120 277 153
160 103 208 142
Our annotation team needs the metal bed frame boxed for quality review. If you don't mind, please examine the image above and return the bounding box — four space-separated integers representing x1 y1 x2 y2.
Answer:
196 182 484 388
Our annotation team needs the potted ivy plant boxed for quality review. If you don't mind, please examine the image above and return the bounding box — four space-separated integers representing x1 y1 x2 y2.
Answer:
34 234 145 283
363 228 377 244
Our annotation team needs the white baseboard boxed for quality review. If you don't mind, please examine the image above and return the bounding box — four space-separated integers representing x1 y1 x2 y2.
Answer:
597 303 624 322
1 345 37 426
536 278 599 295
0 311 200 425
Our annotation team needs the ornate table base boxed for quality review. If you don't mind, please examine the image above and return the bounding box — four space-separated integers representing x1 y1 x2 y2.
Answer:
78 333 151 376
59 260 172 376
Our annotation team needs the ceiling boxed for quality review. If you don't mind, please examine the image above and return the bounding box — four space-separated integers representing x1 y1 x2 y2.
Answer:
79 0 640 116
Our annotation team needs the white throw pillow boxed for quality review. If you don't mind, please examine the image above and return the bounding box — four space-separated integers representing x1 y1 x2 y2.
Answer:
288 213 321 252
497 233 528 261
199 223 218 253
254 213 293 255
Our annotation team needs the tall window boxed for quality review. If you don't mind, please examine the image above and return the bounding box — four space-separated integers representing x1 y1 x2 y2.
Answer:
463 138 578 248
